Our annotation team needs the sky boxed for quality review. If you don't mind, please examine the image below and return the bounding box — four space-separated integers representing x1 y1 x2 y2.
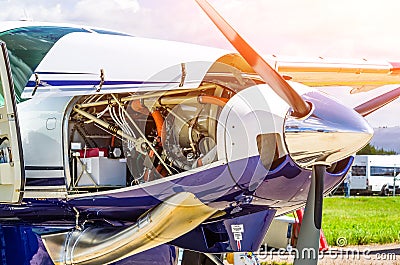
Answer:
1 0 400 127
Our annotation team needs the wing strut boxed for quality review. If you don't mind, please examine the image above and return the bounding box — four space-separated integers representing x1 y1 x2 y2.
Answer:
354 86 400 116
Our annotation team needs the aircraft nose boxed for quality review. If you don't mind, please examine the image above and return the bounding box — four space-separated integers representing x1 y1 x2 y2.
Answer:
284 91 374 169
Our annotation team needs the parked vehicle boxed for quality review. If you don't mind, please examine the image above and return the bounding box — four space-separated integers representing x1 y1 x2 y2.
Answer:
350 155 400 195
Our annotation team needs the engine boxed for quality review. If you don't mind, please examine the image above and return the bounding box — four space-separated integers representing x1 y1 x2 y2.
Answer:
66 84 232 189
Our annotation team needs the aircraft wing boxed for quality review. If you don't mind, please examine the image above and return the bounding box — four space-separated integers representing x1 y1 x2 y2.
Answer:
270 56 400 93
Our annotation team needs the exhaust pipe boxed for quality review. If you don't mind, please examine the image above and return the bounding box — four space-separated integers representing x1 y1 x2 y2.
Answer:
42 192 217 265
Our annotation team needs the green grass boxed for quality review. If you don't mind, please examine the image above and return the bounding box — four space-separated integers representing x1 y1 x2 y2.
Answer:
321 196 400 246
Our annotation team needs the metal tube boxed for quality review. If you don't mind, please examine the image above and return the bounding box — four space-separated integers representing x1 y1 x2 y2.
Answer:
74 105 172 175
42 192 217 265
73 107 137 143
208 86 223 143
76 84 217 109
159 96 198 105
110 94 172 175
159 95 228 107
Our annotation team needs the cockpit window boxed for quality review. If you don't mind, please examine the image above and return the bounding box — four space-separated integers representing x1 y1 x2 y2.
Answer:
0 26 89 103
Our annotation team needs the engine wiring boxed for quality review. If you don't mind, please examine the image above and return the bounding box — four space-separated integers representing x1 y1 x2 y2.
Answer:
68 84 232 191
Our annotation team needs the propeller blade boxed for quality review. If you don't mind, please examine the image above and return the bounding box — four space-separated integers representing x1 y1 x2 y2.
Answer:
195 0 310 118
354 86 400 117
294 165 326 265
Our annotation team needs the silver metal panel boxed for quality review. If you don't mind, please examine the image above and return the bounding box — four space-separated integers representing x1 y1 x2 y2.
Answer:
17 96 72 167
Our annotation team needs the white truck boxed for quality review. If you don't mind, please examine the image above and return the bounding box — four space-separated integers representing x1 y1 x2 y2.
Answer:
350 155 400 195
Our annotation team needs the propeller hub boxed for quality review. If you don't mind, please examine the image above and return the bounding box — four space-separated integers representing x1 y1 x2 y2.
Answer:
284 91 373 169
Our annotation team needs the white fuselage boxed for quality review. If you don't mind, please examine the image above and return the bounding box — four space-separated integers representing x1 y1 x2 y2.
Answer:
1 21 315 199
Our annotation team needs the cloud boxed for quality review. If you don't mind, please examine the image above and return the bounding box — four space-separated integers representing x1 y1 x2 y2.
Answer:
1 0 400 60
0 0 399 127
71 0 140 24
0 0 64 21
0 0 140 25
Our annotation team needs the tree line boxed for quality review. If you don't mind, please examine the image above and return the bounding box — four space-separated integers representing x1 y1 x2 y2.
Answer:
357 143 397 155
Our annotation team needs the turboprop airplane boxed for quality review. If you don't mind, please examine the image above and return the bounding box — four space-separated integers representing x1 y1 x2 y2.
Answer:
0 0 399 264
